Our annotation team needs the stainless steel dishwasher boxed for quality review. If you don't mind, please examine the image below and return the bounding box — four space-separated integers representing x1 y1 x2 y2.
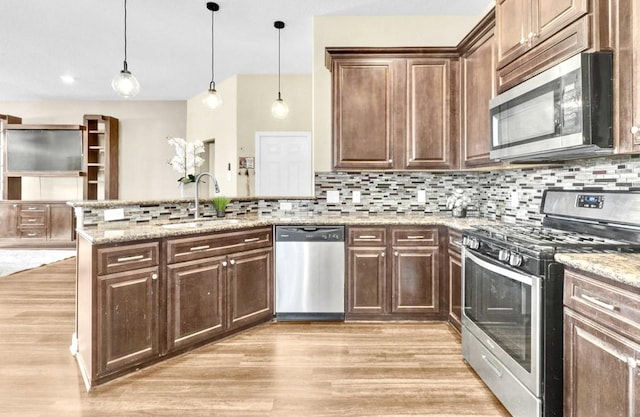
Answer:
275 226 345 321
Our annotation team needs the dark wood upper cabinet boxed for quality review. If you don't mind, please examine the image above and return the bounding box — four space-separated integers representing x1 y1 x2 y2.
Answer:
326 48 459 171
458 10 497 168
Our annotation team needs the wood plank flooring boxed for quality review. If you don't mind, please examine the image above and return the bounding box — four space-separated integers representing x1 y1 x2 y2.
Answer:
0 257 510 417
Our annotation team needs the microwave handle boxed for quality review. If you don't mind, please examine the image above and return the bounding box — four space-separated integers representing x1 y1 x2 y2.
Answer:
464 249 535 286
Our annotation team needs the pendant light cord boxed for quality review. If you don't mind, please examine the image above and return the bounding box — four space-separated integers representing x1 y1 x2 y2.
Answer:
210 8 215 89
277 26 281 97
123 0 128 68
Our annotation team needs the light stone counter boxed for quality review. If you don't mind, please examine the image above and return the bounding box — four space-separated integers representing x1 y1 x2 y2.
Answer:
555 252 640 290
76 213 496 245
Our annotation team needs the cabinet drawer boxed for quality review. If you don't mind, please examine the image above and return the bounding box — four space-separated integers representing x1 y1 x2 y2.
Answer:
391 228 438 246
19 213 46 227
19 204 46 213
19 228 46 239
166 227 272 264
348 227 387 246
97 241 160 275
564 269 640 343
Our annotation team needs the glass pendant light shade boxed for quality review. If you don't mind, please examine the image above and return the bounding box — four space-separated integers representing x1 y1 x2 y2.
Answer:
271 94 289 119
203 85 222 109
112 65 140 98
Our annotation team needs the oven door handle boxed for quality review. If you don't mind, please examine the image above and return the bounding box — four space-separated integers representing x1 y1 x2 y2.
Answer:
464 249 534 286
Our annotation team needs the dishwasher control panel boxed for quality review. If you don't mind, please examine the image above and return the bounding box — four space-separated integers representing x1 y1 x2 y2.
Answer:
275 226 345 242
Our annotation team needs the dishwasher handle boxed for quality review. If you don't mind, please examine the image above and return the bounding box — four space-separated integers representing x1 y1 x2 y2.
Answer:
275 225 345 242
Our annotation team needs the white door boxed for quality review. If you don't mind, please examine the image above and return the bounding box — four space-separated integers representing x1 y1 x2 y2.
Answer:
255 132 313 196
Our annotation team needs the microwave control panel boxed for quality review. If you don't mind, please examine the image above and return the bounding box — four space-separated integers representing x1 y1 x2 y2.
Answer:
577 194 604 209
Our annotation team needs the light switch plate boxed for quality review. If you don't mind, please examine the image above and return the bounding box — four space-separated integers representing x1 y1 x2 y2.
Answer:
352 190 361 203
280 202 293 211
417 190 427 203
327 190 340 203
510 190 520 208
103 208 125 221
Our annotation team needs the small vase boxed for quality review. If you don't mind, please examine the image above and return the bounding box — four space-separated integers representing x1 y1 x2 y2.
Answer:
216 209 226 218
452 207 467 218
179 182 195 199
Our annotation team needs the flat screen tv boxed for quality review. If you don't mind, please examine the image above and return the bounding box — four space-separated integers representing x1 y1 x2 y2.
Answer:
5 129 83 172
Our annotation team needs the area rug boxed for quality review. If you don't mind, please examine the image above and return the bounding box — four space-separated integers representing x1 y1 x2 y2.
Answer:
0 249 76 278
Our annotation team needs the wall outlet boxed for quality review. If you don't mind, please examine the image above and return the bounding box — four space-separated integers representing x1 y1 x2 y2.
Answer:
510 190 520 208
103 208 125 221
352 190 361 203
327 190 340 203
279 202 293 211
417 190 427 203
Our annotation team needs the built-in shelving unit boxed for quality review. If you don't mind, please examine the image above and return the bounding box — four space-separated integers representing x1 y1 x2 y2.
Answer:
0 115 22 200
83 115 119 200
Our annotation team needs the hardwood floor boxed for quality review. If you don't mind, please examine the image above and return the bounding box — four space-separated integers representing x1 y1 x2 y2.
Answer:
0 257 510 417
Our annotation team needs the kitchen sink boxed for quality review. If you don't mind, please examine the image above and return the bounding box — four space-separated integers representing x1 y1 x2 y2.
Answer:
161 219 243 229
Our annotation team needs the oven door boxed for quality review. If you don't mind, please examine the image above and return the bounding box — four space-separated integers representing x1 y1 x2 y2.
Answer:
462 248 541 396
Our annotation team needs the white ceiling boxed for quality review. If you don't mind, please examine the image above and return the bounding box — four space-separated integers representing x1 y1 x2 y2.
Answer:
0 0 492 101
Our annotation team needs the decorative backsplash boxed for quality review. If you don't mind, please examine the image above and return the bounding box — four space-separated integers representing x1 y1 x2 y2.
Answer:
79 154 640 229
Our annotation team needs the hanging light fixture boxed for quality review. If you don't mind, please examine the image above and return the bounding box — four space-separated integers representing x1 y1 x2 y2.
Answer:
271 20 289 119
203 2 222 109
112 0 140 98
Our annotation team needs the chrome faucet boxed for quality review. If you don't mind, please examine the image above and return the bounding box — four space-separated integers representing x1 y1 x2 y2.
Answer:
194 172 221 220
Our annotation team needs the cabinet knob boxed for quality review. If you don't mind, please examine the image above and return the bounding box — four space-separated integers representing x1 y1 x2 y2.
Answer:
519 37 527 45
388 159 392 163
381 252 385 257
151 273 158 280
222 261 228 267
394 251 398 257
230 259 236 265
631 126 639 135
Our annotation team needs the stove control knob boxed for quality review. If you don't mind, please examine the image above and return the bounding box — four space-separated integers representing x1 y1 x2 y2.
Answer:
464 237 480 250
509 252 523 267
498 249 511 262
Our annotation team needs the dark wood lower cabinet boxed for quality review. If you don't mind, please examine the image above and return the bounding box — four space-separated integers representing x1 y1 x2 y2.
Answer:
346 226 444 320
227 247 273 331
97 266 161 377
166 257 226 352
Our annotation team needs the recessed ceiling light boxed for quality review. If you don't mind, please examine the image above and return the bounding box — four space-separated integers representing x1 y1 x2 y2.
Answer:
60 75 75 84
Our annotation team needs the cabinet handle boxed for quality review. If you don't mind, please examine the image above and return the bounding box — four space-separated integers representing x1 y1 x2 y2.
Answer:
407 235 425 239
151 273 158 280
27 233 37 237
189 245 210 252
27 218 37 222
222 261 228 267
581 294 617 311
358 235 377 239
631 126 639 135
481 354 503 378
116 254 144 263
26 207 38 211
12 204 18 208
244 237 260 243
230 259 236 265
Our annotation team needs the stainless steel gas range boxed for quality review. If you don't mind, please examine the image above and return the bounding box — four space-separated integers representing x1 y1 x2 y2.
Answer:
461 190 640 417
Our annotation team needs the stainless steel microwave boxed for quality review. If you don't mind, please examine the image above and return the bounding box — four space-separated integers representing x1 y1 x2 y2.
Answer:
489 52 613 162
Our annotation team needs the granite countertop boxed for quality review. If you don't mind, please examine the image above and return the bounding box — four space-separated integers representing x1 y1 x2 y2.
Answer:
555 252 640 290
67 196 317 208
76 213 496 245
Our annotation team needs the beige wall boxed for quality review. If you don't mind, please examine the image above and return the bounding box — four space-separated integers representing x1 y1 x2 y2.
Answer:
186 74 312 197
0 101 186 201
312 15 484 171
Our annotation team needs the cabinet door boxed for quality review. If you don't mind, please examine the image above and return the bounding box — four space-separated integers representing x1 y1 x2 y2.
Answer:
564 308 640 417
391 246 440 315
332 58 398 170
166 257 226 352
347 247 387 315
227 247 273 331
496 0 532 68
462 25 497 167
97 266 160 376
47 203 74 242
448 248 462 332
533 0 588 43
615 0 640 152
405 58 456 169
0 203 18 238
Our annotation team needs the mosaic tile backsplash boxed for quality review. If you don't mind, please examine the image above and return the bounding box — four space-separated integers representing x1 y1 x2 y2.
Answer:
80 154 640 228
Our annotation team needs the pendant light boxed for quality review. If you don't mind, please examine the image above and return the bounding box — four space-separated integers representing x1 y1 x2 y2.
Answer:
271 20 289 119
112 0 140 98
203 2 222 109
